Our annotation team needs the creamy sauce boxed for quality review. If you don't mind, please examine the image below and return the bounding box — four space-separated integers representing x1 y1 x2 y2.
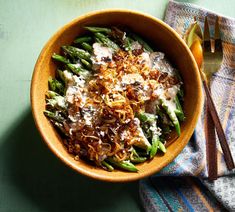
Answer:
57 96 66 108
91 43 113 70
121 73 144 85
150 52 176 76
164 85 180 111
131 41 142 50
133 118 151 149
64 70 86 87
140 52 152 67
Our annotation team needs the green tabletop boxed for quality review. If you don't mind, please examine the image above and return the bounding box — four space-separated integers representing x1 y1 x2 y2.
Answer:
0 0 234 211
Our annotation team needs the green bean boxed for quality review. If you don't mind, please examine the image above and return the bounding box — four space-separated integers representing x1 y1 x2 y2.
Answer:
158 141 166 153
52 53 70 64
56 69 65 83
123 37 133 51
46 98 65 112
46 90 59 98
137 112 165 157
46 94 63 104
44 110 65 123
133 125 152 151
131 157 147 163
85 26 112 34
160 98 180 136
101 160 114 172
107 157 138 172
130 33 153 52
130 149 147 163
156 105 174 127
141 124 152 139
132 148 139 157
48 77 56 91
175 109 184 122
80 59 92 69
94 32 119 51
138 112 156 123
95 37 103 44
46 91 66 112
67 64 89 76
150 135 160 158
175 95 183 112
74 36 92 44
62 46 91 61
48 77 65 95
81 42 93 52
137 112 159 155
174 95 185 121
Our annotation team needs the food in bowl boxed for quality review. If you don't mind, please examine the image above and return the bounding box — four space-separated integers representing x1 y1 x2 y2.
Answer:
44 26 185 172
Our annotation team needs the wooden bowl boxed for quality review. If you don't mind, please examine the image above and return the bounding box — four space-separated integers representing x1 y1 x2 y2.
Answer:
31 9 203 182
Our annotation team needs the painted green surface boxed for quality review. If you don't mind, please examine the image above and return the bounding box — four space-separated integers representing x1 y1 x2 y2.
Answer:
0 0 234 211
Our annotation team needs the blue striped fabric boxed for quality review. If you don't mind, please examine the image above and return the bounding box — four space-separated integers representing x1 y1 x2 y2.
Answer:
140 177 225 211
140 1 235 211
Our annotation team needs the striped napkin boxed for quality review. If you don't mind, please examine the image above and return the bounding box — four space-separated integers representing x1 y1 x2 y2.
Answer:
139 1 235 211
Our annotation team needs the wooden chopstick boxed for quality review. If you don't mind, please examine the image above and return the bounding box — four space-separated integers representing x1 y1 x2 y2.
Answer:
203 17 218 180
205 98 218 180
201 17 234 175
203 80 235 170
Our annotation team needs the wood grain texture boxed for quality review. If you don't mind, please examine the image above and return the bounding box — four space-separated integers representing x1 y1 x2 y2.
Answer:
203 80 235 170
205 99 218 180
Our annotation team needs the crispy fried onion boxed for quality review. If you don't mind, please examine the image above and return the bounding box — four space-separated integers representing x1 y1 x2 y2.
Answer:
63 49 178 164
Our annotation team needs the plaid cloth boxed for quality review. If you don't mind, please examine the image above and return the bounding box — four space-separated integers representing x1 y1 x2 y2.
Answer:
140 1 235 211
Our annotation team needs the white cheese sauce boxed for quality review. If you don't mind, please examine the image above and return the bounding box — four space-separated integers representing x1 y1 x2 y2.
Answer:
121 73 144 85
133 118 151 149
164 85 180 111
150 52 176 76
91 43 113 70
131 41 142 50
140 52 152 67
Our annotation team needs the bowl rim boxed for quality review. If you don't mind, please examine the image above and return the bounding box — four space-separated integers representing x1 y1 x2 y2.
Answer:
31 8 203 182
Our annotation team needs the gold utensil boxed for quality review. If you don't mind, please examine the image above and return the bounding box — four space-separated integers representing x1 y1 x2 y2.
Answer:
184 18 218 180
203 17 219 180
203 17 223 83
201 17 235 174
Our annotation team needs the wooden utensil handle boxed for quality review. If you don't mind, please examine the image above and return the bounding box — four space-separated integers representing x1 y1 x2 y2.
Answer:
205 99 218 180
203 80 235 170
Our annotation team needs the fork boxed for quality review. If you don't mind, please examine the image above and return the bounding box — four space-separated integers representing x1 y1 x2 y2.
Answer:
203 17 219 180
201 16 235 177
